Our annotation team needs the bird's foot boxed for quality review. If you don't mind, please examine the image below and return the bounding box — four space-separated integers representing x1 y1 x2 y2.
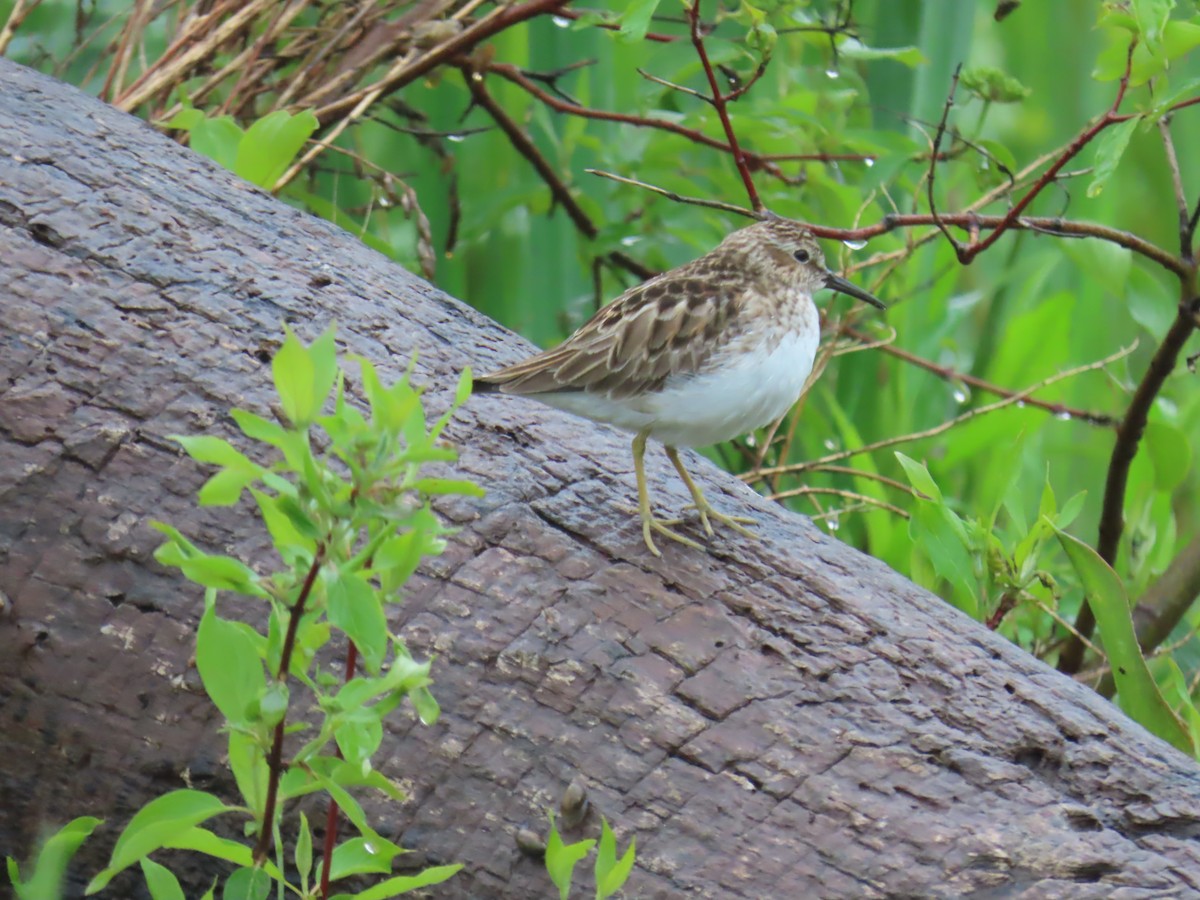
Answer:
683 501 758 540
618 502 702 556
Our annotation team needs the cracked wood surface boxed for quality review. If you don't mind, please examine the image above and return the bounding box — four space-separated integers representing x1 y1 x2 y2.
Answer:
2 59 1200 898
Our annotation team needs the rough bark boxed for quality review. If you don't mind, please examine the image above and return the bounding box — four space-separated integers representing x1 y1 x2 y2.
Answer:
2 58 1200 899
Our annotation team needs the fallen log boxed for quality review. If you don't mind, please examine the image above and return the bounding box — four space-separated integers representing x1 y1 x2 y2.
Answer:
2 58 1200 898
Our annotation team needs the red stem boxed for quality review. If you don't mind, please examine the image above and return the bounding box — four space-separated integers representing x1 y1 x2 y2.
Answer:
252 546 325 864
318 641 360 899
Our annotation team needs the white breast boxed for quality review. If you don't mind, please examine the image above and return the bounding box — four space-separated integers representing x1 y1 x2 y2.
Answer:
540 328 820 448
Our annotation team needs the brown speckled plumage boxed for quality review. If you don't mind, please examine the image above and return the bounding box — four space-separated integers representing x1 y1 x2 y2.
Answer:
473 215 884 556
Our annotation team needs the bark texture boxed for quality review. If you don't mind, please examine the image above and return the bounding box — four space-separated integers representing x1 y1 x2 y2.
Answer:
3 59 1200 899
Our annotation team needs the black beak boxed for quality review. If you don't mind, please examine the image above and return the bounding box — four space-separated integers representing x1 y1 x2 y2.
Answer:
825 271 885 310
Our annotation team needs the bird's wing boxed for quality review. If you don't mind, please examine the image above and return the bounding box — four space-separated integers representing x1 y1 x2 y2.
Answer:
476 264 745 399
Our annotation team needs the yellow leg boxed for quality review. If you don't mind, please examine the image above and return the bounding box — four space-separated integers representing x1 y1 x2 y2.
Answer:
665 446 758 540
633 431 703 556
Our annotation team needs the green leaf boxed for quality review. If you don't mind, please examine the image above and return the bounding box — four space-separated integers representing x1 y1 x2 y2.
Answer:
1088 117 1140 198
1133 0 1175 59
273 328 319 427
327 837 398 881
327 570 389 673
617 0 662 42
227 731 267 816
198 467 258 506
173 435 254 468
86 791 231 893
545 815 595 900
837 37 924 67
179 553 266 596
231 409 288 448
594 818 636 899
163 826 272 871
454 367 473 407
235 109 319 189
412 477 484 497
296 812 313 887
161 107 204 131
409 684 440 725
222 866 271 900
895 453 943 501
140 858 185 900
189 115 244 171
340 865 463 899
197 606 267 726
1053 527 1192 755
8 816 101 900
259 681 290 727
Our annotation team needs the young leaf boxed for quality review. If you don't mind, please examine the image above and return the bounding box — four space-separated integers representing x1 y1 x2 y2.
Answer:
222 866 271 900
1053 526 1193 755
197 606 268 726
7 816 101 900
227 731 267 815
594 818 636 899
189 115 244 171
140 858 185 900
326 837 398 880
273 328 319 427
545 814 595 900
296 812 313 888
327 569 389 673
617 0 662 42
86 790 231 893
334 865 463 899
235 109 319 189
1087 117 1140 198
179 553 267 596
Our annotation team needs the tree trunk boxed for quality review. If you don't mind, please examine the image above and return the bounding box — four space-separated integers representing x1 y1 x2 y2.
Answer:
2 59 1199 899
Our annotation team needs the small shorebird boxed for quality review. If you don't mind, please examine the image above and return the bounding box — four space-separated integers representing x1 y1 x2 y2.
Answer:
473 215 885 556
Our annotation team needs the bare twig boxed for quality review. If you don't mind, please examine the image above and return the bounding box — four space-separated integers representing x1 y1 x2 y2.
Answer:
585 169 758 218
686 0 762 210
1158 116 1193 258
489 61 790 180
843 326 1118 427
751 344 1137 480
767 485 910 519
927 63 965 256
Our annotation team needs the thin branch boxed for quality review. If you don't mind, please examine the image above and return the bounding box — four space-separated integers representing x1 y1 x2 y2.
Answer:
843 326 1119 427
253 546 325 864
488 61 789 180
751 344 1137 480
768 485 911 518
927 63 964 256
585 169 758 218
1158 116 1193 258
549 6 681 42
686 0 762 210
463 66 595 238
953 40 1139 266
831 213 1187 279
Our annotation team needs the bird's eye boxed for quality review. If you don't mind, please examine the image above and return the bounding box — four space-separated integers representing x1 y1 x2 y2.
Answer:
793 249 811 263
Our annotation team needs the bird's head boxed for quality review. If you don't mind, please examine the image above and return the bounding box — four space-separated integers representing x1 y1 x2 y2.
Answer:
734 215 885 310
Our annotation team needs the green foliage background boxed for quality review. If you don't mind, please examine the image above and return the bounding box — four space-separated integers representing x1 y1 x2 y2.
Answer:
5 0 1200 722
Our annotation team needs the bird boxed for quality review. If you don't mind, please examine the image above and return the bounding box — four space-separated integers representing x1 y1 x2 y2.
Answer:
473 214 885 557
